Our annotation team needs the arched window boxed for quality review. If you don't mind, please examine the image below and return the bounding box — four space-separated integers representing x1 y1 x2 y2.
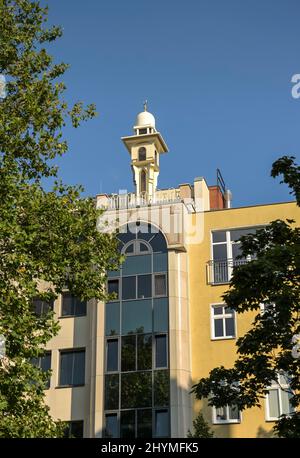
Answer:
140 169 147 193
122 240 152 256
138 147 146 161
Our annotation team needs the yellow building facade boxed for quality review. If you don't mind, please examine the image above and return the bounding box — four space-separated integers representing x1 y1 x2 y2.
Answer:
42 107 299 438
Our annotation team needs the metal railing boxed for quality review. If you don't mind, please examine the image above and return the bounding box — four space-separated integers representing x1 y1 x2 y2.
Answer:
207 258 249 284
105 189 182 210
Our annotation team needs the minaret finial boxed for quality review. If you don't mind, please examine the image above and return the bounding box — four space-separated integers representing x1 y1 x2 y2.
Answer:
143 100 148 111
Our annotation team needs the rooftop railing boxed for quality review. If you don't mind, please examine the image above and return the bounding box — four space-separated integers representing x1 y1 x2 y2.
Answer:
103 189 182 210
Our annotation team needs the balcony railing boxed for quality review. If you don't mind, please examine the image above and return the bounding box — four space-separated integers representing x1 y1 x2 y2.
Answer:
207 258 249 284
104 189 182 210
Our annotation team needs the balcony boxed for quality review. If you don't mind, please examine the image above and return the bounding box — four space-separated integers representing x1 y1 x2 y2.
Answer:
207 258 249 285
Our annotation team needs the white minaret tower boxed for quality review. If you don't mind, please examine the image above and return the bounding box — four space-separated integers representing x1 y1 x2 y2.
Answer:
121 102 169 201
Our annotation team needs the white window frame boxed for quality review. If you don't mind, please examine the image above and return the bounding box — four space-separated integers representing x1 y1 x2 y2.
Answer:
212 405 241 424
210 303 237 340
265 374 294 421
210 226 264 284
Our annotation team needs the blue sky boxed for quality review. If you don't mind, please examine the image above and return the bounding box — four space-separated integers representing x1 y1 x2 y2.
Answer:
44 0 300 206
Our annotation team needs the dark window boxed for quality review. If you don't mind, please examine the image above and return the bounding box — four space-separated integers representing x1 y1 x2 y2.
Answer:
138 147 146 160
106 339 118 372
121 335 136 371
137 274 152 299
140 170 147 193
105 374 119 410
137 409 152 438
32 297 54 316
121 372 152 409
108 279 119 300
139 242 150 253
154 274 167 297
212 231 226 243
64 420 84 438
122 299 152 335
31 352 51 389
137 334 152 370
105 414 118 438
105 302 120 336
155 335 167 368
139 129 147 136
154 370 169 407
149 232 167 253
213 244 227 261
125 243 134 254
120 410 135 439
61 293 86 317
59 349 85 386
155 410 169 437
122 276 136 300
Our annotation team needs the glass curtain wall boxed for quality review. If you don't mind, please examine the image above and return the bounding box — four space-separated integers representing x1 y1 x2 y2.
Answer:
104 223 170 438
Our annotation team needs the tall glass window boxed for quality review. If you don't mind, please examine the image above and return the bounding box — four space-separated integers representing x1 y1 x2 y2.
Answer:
104 223 170 438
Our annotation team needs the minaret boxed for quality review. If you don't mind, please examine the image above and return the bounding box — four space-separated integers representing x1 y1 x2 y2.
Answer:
121 103 168 201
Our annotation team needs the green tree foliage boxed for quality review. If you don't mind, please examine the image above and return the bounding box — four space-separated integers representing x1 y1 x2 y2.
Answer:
192 156 300 438
0 1 121 437
187 412 214 438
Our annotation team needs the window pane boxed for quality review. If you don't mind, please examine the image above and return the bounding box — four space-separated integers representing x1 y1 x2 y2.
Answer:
40 353 51 372
70 421 84 438
61 293 74 316
154 298 168 333
213 306 223 315
138 275 152 299
59 352 73 386
122 300 152 335
121 372 152 409
155 410 169 437
225 317 235 337
121 335 136 371
73 350 85 385
139 242 149 252
108 279 119 300
137 409 152 438
155 335 167 368
268 389 280 418
32 297 54 316
107 339 118 372
213 244 227 261
105 302 120 336
153 253 168 272
122 255 151 275
229 405 240 420
230 228 257 242
125 243 134 254
232 243 243 261
212 231 226 243
105 414 118 438
122 276 136 300
155 274 167 296
281 390 293 415
64 421 84 438
225 306 234 314
74 298 87 316
120 410 135 439
150 232 167 253
214 319 224 338
154 370 169 407
105 374 119 410
216 406 227 421
137 334 152 370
